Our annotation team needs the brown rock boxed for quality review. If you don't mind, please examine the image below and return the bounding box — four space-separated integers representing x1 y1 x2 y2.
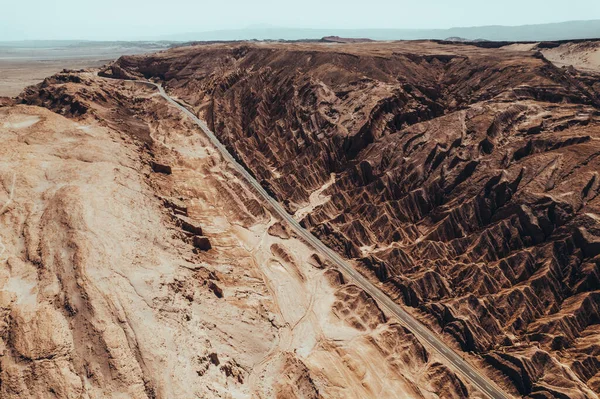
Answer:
267 222 290 239
192 236 212 251
176 215 203 236
208 281 223 298
150 161 172 175
0 97 14 107
10 304 74 361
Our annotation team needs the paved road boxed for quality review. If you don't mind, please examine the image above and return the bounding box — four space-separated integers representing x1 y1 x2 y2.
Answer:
139 80 510 399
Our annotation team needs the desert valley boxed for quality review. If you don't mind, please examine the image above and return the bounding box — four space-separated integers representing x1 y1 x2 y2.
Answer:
1 25 600 399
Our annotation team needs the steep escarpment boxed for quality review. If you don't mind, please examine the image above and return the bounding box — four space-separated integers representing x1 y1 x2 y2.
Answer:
108 41 600 398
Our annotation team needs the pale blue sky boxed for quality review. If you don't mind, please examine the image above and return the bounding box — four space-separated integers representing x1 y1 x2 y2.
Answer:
1 0 599 41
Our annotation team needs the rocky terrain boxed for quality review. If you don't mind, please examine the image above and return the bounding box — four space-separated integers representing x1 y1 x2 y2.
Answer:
96 40 600 398
0 67 492 398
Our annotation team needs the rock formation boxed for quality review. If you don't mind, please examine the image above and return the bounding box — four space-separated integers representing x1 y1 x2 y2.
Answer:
99 40 600 398
2 66 489 398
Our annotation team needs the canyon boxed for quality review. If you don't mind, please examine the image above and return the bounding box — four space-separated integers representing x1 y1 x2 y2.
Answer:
2 63 485 398
2 38 600 398
96 39 600 398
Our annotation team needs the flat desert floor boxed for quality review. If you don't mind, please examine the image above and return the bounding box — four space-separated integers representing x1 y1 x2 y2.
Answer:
0 42 172 97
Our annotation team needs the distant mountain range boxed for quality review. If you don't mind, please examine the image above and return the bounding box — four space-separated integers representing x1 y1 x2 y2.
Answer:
160 20 600 42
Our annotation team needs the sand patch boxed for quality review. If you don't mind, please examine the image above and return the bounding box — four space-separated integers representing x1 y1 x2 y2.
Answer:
2 115 40 129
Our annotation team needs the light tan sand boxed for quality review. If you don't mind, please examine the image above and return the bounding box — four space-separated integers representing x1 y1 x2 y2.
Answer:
541 41 600 73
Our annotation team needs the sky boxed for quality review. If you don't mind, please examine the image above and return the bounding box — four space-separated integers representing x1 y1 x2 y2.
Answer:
1 0 600 41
